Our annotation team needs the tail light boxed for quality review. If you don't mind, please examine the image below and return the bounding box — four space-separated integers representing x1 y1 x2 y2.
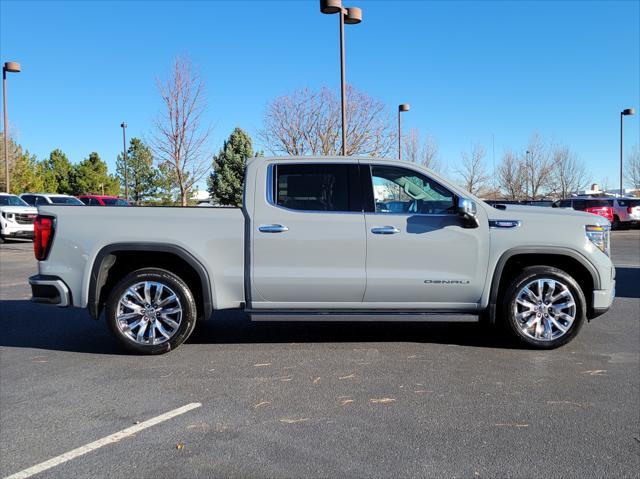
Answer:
585 206 613 222
34 215 55 261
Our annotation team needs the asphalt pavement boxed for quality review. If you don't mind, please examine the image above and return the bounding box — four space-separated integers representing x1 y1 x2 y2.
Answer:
1 233 638 478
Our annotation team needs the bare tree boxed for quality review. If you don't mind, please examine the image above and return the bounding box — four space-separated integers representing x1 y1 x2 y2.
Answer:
522 134 552 200
457 143 490 195
260 85 396 157
626 144 640 191
152 56 211 206
546 145 589 199
497 149 526 200
403 128 441 171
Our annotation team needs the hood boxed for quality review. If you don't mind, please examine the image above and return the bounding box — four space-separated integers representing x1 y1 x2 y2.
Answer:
484 204 609 225
0 205 38 215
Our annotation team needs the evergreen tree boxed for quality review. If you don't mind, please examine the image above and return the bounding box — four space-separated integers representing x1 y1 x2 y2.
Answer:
116 138 159 203
208 127 256 206
43 149 73 194
11 151 45 194
71 152 119 195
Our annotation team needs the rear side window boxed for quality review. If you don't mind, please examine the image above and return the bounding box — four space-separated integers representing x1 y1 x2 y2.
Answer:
572 200 586 210
587 200 612 208
21 195 35 205
273 163 360 212
558 200 571 207
617 200 628 207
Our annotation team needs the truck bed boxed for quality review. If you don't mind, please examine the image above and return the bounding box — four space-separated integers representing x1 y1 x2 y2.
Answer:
37 206 246 311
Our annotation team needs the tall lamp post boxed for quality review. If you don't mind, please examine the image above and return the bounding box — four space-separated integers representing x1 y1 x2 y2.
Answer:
398 104 410 160
120 122 128 201
320 0 362 156
620 108 635 197
3 61 21 193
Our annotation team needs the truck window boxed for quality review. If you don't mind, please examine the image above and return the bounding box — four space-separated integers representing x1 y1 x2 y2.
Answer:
273 164 360 212
369 165 455 215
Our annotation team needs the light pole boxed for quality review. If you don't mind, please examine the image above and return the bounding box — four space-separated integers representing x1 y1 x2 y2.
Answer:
320 0 362 156
398 104 410 160
620 108 635 197
3 61 21 193
120 122 128 200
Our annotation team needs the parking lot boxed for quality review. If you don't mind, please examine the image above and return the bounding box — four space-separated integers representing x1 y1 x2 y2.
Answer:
0 232 638 478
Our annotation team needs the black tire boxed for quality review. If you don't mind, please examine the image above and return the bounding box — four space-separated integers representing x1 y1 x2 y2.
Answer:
105 268 198 355
612 216 620 230
500 266 586 349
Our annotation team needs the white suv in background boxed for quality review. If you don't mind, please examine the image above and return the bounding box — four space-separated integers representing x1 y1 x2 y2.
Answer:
613 198 640 228
20 193 85 206
0 193 38 243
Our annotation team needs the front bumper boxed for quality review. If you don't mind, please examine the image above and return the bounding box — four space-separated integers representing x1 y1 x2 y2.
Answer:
29 275 71 307
589 280 615 319
1 225 34 239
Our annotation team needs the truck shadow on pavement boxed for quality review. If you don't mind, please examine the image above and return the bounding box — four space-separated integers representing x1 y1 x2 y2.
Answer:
614 267 640 299
2 267 636 355
0 299 520 354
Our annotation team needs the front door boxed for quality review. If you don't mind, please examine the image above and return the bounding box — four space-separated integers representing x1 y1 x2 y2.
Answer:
251 162 367 309
361 163 490 309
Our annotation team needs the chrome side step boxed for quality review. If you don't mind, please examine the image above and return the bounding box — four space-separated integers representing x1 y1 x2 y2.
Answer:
248 312 479 322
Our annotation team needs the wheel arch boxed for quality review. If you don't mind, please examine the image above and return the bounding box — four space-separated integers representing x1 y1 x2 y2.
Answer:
88 243 213 321
487 247 600 324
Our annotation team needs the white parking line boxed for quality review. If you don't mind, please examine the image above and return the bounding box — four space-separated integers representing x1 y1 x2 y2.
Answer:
3 402 202 479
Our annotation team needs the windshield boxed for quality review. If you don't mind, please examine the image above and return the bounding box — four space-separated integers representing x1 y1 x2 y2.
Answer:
0 195 30 206
49 196 84 205
102 198 129 206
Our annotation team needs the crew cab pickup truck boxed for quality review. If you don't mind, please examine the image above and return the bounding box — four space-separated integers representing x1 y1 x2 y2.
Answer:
29 157 616 354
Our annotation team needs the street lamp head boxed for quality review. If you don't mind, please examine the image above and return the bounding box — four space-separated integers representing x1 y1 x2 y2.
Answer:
121 122 127 128
399 104 411 112
621 108 635 116
344 7 362 24
3 61 21 73
320 0 342 14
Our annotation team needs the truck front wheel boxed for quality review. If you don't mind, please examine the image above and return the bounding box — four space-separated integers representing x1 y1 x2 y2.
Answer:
501 266 586 349
105 268 198 354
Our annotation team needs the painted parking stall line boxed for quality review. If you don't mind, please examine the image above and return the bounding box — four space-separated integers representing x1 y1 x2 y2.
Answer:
3 402 202 479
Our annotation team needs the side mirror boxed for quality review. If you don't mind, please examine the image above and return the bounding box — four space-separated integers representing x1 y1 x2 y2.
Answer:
457 197 479 228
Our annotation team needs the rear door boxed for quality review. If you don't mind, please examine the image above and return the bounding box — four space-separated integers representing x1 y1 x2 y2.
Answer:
361 163 490 309
251 162 367 308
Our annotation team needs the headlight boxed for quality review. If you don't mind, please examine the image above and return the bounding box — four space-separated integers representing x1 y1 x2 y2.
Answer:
585 224 610 257
1 212 14 220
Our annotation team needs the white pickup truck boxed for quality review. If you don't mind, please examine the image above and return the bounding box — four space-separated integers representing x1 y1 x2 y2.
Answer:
29 156 615 354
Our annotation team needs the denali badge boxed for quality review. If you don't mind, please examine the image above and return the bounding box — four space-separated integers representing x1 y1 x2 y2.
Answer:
424 279 470 284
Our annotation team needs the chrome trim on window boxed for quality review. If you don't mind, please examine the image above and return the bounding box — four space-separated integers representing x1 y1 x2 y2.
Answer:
265 163 363 215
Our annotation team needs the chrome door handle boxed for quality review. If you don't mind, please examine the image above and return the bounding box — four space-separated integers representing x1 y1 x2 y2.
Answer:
258 224 289 233
371 226 400 235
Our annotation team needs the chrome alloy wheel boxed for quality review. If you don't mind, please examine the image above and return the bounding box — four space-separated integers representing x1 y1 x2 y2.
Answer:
513 278 576 341
116 281 183 345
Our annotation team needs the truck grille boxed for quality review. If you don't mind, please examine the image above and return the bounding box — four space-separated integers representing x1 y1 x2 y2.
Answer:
15 213 36 225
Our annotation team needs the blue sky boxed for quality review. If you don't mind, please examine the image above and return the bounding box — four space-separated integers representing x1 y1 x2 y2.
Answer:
1 0 639 188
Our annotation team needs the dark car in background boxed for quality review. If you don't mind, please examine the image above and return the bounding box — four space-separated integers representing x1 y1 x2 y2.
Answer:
77 195 131 206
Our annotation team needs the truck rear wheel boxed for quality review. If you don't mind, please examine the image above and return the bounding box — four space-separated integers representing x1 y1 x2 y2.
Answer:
501 266 586 349
105 268 198 354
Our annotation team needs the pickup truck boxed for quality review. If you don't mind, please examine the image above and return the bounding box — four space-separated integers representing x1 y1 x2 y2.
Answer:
29 156 616 354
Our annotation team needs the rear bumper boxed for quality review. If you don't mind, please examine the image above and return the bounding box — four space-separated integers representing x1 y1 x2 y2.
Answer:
29 275 71 307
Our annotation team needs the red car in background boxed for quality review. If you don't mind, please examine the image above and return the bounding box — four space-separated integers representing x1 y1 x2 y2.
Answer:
77 195 131 206
554 197 615 225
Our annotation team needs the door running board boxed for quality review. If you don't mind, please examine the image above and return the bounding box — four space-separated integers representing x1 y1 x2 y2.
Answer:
249 312 479 323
